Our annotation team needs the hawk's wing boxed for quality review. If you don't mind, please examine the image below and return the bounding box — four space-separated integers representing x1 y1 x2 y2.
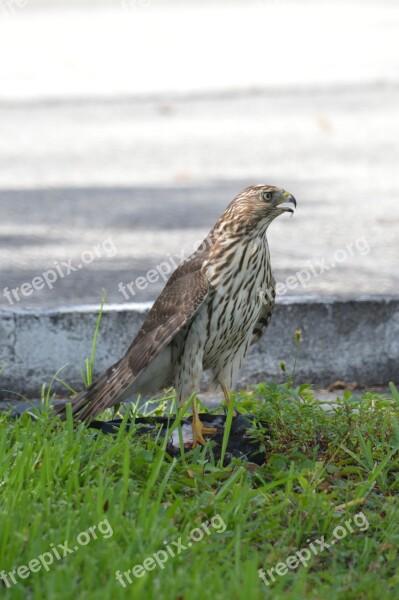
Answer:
126 257 209 376
55 256 209 422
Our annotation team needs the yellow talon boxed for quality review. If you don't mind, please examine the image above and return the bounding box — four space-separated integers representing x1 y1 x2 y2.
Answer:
192 418 217 448
191 397 217 448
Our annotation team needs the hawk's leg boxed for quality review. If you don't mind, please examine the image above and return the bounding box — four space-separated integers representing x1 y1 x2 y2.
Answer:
191 397 217 448
221 383 237 417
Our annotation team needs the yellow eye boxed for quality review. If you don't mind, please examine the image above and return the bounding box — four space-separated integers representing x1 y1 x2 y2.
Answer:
262 191 273 201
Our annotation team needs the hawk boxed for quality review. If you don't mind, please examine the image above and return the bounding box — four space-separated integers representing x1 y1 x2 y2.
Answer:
55 185 296 447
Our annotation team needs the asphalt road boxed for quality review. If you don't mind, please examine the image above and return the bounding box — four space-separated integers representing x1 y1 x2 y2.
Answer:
0 0 398 309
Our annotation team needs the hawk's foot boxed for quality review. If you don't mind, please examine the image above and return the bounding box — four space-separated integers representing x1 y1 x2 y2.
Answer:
191 418 217 448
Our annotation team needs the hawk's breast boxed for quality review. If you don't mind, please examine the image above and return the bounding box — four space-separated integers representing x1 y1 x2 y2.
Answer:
202 234 273 370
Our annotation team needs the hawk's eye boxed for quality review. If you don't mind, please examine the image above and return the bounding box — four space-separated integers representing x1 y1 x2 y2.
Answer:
262 191 273 202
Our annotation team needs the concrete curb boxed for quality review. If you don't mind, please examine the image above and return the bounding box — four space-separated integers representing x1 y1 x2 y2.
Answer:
1 297 398 399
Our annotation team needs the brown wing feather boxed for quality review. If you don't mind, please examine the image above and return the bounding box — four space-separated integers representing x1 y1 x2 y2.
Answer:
125 256 209 376
54 255 209 422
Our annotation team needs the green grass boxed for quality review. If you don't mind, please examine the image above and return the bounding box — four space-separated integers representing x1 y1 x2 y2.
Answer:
1 382 399 600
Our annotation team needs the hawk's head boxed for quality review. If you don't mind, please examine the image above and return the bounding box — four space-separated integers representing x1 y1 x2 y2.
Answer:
235 185 297 230
210 184 297 242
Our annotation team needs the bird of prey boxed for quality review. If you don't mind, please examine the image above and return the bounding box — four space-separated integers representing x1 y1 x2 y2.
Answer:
55 185 296 447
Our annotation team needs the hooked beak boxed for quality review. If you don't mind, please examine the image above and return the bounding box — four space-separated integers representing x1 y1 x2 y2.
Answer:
272 190 297 214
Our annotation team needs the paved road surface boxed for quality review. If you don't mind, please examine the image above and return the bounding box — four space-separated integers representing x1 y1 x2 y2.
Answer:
0 0 398 308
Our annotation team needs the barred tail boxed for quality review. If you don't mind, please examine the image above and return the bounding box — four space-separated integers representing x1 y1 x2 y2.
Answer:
53 356 133 423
